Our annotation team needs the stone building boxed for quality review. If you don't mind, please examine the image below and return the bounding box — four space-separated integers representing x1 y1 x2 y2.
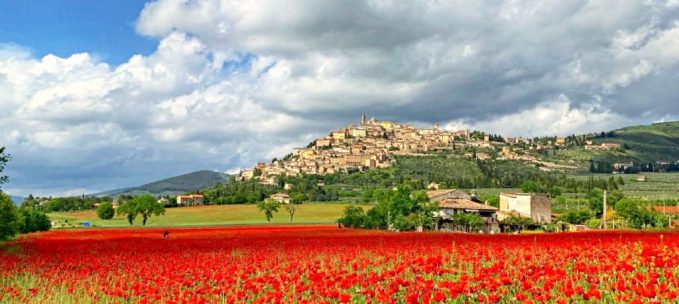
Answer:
498 193 552 224
436 198 499 233
177 194 205 206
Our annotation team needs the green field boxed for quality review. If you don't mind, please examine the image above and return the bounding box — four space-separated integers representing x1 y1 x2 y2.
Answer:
48 203 372 228
568 172 679 201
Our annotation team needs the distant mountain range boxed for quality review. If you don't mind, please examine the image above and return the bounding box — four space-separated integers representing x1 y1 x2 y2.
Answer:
94 170 231 197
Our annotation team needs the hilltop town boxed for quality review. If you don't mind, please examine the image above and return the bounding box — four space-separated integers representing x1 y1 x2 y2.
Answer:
237 114 632 184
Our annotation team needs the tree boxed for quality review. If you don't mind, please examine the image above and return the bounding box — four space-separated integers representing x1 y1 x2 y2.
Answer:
256 199 280 222
500 215 533 233
284 204 299 223
548 186 562 198
614 198 666 229
0 193 21 241
452 213 484 232
18 208 51 233
588 188 623 217
96 202 115 220
520 180 540 193
338 204 366 228
559 210 592 225
0 147 10 189
290 192 305 204
133 195 165 226
117 200 138 225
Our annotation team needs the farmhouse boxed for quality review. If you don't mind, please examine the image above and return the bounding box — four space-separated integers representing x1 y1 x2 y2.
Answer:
498 193 552 224
426 189 471 202
269 193 291 204
436 198 499 233
177 194 205 206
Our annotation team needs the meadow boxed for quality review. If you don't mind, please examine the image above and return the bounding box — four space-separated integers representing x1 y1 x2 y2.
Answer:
1 227 678 303
47 203 371 228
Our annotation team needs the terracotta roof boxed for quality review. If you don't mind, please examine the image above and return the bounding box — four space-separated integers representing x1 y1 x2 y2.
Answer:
653 206 679 215
427 189 468 199
438 199 498 211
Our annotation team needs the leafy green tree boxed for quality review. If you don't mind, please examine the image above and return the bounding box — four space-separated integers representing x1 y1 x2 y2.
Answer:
588 188 624 217
0 147 10 188
96 202 115 220
548 186 562 198
559 210 592 225
500 215 533 233
116 200 138 225
290 192 306 204
338 204 366 228
615 198 667 229
0 193 21 241
341 186 437 231
18 208 51 233
133 195 165 225
585 218 601 229
256 199 280 222
520 180 540 193
452 213 484 232
614 198 641 221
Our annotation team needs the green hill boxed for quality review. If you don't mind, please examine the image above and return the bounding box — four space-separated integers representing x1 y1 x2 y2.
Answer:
96 170 231 197
611 121 679 162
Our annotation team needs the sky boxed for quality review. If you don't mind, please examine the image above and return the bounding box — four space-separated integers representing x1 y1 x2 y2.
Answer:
2 0 679 197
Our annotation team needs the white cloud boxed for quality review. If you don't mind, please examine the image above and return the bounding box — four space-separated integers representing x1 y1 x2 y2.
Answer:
3 0 679 195
444 95 639 137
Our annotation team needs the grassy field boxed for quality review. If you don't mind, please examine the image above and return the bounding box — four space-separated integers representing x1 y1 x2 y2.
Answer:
568 172 679 202
48 203 372 228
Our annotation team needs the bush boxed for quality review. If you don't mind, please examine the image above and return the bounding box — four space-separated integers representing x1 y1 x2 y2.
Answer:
0 193 21 241
559 210 592 225
585 218 601 229
338 204 366 228
97 202 115 220
615 198 668 229
18 208 51 233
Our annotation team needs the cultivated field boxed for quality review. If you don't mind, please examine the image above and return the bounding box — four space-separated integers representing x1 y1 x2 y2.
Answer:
570 172 679 201
47 203 371 227
1 227 678 303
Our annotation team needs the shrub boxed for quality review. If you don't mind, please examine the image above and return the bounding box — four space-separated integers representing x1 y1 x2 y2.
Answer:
0 193 21 241
18 208 51 233
337 204 366 228
559 210 592 225
96 202 115 220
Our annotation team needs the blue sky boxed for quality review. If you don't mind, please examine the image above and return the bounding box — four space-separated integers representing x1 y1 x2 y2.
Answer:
0 0 156 65
1 1 679 197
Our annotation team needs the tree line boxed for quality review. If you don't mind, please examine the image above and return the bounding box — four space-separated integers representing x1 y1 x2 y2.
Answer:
0 147 51 241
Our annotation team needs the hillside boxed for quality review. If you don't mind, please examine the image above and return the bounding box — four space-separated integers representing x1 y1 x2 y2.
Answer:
96 170 231 197
547 121 679 167
609 121 679 162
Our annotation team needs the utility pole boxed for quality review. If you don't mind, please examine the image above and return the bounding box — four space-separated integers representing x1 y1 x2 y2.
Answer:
602 190 607 230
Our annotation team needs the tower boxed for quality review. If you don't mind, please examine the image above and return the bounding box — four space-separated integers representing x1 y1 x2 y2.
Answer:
361 113 366 125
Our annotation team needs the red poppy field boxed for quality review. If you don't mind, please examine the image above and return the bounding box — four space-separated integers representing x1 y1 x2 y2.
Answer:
1 226 678 303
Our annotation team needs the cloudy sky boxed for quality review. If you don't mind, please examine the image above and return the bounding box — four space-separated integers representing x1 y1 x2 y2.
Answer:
2 0 679 196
